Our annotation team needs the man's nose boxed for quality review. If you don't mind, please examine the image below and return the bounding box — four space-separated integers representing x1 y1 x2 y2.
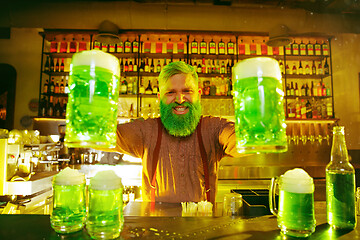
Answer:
175 93 185 104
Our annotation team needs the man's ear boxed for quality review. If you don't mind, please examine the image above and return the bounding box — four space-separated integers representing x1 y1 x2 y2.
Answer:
157 92 160 100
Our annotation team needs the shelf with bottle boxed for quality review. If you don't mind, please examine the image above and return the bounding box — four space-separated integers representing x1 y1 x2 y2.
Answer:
281 58 330 76
284 37 330 57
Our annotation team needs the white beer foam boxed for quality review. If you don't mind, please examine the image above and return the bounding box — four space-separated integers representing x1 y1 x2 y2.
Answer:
71 50 120 77
233 57 282 81
281 168 314 193
53 167 85 186
90 170 122 190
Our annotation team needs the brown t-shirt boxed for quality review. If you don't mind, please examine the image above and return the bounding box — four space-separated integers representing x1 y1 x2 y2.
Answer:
114 116 240 203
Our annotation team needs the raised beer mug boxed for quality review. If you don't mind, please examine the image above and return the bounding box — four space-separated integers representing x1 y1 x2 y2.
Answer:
65 50 120 148
232 57 287 153
269 168 316 238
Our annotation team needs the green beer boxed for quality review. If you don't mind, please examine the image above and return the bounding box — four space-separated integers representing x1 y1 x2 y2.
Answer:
86 170 124 239
232 57 287 154
326 171 356 229
269 168 316 238
65 50 120 148
50 168 86 234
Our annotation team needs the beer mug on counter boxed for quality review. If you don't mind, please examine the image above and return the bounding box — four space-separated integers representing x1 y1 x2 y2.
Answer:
65 50 120 148
50 167 86 234
232 57 287 153
269 168 316 238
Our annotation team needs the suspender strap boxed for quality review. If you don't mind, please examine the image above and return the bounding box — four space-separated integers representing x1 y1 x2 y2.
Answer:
150 117 210 203
150 118 163 203
196 118 211 202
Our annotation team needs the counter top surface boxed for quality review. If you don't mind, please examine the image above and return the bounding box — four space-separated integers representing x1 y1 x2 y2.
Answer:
0 201 359 239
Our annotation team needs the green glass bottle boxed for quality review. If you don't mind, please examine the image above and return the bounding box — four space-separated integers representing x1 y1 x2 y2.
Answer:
326 126 356 230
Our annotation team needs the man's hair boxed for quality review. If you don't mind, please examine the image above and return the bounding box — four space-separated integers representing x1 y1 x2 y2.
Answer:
158 61 198 93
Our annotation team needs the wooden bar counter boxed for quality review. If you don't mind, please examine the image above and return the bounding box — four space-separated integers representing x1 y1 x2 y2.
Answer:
0 201 359 239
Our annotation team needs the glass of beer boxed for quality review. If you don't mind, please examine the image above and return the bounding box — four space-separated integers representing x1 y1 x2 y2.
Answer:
50 167 86 234
86 170 124 239
269 168 316 238
65 50 120 148
232 57 287 153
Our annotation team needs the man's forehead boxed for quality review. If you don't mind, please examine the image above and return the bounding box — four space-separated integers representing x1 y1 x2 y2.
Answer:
167 73 197 88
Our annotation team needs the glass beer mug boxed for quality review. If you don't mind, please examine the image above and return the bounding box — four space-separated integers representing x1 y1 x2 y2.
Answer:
232 57 287 153
269 168 316 238
65 50 120 148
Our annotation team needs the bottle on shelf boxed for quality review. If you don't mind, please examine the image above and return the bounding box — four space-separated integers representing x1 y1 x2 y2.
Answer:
209 39 216 55
307 41 314 55
119 58 124 73
55 58 60 72
261 40 268 55
294 82 299 96
124 59 129 72
79 37 87 52
40 96 48 117
50 37 58 53
109 43 116 53
50 78 55 94
60 58 65 72
70 38 77 53
197 60 202 74
145 80 153 94
191 38 198 54
314 41 322 56
150 59 154 73
290 82 295 96
218 39 225 55
120 77 128 94
167 38 173 53
144 58 149 72
50 57 55 72
156 60 161 73
177 38 185 54
132 38 139 53
292 40 299 55
285 64 290 74
156 38 163 54
250 40 257 55
305 62 310 75
220 61 225 74
326 126 356 230
62 99 67 118
116 41 123 53
200 39 207 54
47 96 54 117
93 40 101 50
133 59 138 72
226 60 231 74
285 43 292 55
292 63 297 75
152 80 159 94
54 80 60 94
324 58 330 75
311 60 316 75
299 41 307 56
54 99 62 117
43 79 49 94
144 37 151 53
60 77 65 94
227 39 234 55
201 58 206 74
305 100 312 119
300 99 306 119
317 61 323 75
64 76 69 94
124 39 131 53
60 38 68 53
101 43 108 52
322 40 330 56
295 98 301 118
286 83 291 96
287 101 296 118
301 84 306 96
310 81 314 96
127 77 133 94
44 56 50 72
139 59 144 72
298 61 303 75
128 59 133 72
238 39 245 55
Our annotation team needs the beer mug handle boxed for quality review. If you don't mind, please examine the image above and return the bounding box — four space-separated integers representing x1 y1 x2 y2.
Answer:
269 177 278 216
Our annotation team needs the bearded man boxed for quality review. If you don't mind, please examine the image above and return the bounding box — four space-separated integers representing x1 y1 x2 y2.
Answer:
114 61 242 203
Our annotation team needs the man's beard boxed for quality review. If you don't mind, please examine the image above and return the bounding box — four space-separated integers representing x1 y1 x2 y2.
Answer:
160 100 202 137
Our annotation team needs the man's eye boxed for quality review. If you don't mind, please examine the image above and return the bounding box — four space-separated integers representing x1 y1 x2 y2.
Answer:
166 91 175 95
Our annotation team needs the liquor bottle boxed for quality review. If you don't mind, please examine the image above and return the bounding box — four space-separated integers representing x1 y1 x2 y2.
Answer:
238 39 245 55
177 38 185 53
226 60 231 74
299 41 307 55
317 82 322 96
261 40 268 55
44 56 50 72
54 80 60 94
124 39 131 53
287 101 296 118
292 40 299 55
285 43 292 55
298 61 303 75
55 58 60 72
128 60 133 72
167 38 173 53
322 40 329 56
60 77 65 94
286 83 291 96
127 77 133 94
132 77 138 95
163 58 167 68
64 76 69 94
292 63 297 75
211 59 216 73
200 39 207 54
109 43 116 53
216 59 220 74
201 58 206 74
124 59 129 72
93 40 101 50
272 46 279 55
60 58 65 72
207 59 212 74
120 58 124 73
144 38 151 53
156 38 163 54
145 80 153 94
191 38 198 54
116 41 123 53
317 61 323 75
197 60 202 74
312 60 316 75
60 38 67 53
305 83 309 96
326 126 356 230
43 79 49 94
139 78 145 94
226 77 232 96
310 81 314 96
307 41 314 55
132 39 139 53
50 38 58 53
120 77 128 94
314 41 322 56
290 82 295 96
139 59 144 72
305 62 310 75
295 98 301 118
227 39 234 55
301 84 306 96
220 61 225 74
55 99 62 117
326 101 333 117
150 59 154 73
70 38 77 53
40 96 48 117
300 99 306 119
152 80 159 94
101 43 108 52
285 64 290 74
250 40 257 55
305 100 312 118
156 60 161 73
62 99 67 118
133 59 138 72
209 39 216 55
218 39 225 55
324 58 330 75
294 82 299 96
144 58 149 73
47 96 54 117
79 37 87 52
322 83 327 96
